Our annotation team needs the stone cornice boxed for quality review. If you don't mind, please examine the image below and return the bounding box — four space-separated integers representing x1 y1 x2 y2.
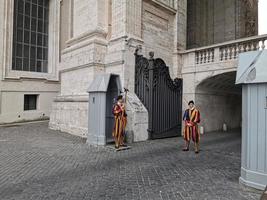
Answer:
59 63 104 73
66 28 107 46
150 0 177 14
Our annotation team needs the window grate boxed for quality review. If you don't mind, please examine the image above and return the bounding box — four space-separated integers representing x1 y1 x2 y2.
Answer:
24 94 38 110
12 0 49 73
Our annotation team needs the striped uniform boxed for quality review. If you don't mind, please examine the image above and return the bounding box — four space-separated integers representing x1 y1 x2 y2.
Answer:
112 104 127 147
183 108 200 143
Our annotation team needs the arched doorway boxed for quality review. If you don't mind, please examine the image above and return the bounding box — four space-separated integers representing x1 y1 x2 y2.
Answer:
195 71 242 133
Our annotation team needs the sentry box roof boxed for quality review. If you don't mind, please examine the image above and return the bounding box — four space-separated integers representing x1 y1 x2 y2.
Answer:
236 50 267 84
87 73 122 93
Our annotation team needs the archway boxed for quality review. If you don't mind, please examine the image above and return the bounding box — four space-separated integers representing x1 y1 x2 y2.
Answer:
195 71 242 133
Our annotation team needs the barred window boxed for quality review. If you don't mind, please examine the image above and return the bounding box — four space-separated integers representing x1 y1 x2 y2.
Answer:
12 0 49 73
24 94 38 110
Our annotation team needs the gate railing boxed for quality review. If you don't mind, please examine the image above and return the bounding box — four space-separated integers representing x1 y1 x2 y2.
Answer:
134 47 183 139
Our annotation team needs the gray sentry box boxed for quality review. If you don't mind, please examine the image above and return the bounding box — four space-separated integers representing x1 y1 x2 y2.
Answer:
236 50 267 190
87 74 122 145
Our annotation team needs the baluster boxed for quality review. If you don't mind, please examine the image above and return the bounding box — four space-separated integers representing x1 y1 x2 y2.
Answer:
261 39 266 50
245 43 249 52
240 44 245 53
248 43 252 51
252 41 257 51
256 41 260 50
204 50 208 63
227 46 232 60
200 52 203 64
237 44 241 55
220 48 223 61
195 52 199 64
233 44 237 59
207 50 210 63
212 49 214 62
224 47 228 60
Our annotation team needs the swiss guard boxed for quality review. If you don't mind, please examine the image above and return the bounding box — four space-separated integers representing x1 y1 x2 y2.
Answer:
182 100 201 153
112 95 127 149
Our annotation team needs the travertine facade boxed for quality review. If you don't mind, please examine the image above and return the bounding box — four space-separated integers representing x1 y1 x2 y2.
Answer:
0 0 262 140
49 0 260 139
0 0 60 124
49 0 184 141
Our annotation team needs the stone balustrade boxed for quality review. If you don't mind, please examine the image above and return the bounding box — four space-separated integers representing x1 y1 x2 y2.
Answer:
180 34 267 65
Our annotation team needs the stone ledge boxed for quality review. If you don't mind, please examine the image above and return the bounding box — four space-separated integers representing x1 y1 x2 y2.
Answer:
53 95 88 102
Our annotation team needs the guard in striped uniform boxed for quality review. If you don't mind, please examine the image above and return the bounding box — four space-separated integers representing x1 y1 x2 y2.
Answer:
112 95 127 149
182 100 201 153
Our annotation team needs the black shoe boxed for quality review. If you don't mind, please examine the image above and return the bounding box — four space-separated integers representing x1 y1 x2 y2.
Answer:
182 148 189 151
121 144 127 147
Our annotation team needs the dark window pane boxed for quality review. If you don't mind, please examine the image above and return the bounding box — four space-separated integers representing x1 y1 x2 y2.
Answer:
31 18 37 31
30 46 36 59
44 1 49 8
24 30 30 43
38 6 43 19
37 34 43 46
12 57 16 70
24 95 38 110
32 0 37 4
43 61 48 72
36 61 42 72
23 45 29 58
23 58 29 71
43 48 48 60
16 58 22 70
25 2 31 16
16 43 23 57
44 22 48 34
38 0 43 6
24 16 30 29
43 35 48 46
12 42 16 57
30 59 36 71
17 29 23 42
18 1 24 14
31 32 36 44
44 9 48 20
37 47 42 59
17 14 24 28
31 4 37 17
37 20 43 32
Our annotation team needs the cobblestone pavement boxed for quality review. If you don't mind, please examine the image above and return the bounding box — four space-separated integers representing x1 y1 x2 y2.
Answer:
0 122 263 200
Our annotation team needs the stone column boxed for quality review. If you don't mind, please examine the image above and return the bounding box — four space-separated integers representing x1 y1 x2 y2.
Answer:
174 0 187 78
49 0 109 138
258 0 267 35
105 0 148 142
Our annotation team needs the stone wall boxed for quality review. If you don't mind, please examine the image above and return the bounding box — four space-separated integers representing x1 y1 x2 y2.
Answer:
142 1 176 73
0 0 60 124
196 91 242 133
187 0 258 49
49 0 184 142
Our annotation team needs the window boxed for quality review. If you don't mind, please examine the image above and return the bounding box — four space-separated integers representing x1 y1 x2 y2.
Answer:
24 94 38 110
12 0 49 73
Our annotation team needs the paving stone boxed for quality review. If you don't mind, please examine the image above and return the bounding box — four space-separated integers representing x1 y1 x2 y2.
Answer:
0 122 263 200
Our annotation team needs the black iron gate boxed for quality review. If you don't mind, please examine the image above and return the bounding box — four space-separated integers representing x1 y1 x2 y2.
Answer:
134 48 183 139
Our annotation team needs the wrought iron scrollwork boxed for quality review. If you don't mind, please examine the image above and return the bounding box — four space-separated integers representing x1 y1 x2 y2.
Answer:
134 46 183 139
